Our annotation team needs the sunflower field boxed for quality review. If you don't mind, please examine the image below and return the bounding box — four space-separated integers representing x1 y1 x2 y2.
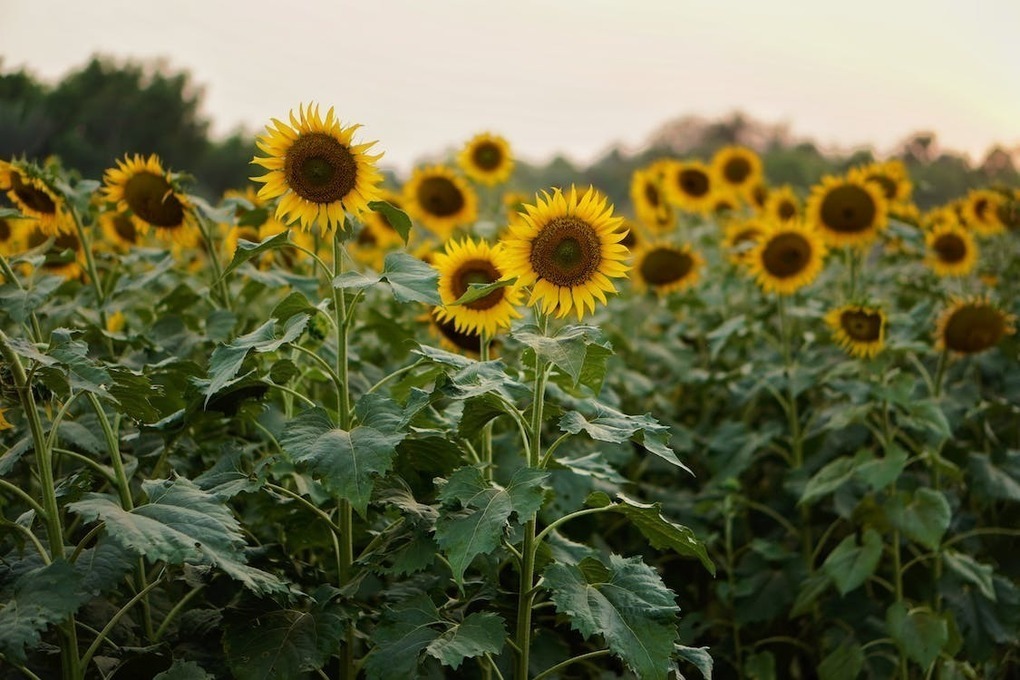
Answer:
1 103 1019 680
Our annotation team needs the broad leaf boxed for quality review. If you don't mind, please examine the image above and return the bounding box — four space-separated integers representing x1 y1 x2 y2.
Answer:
544 554 679 680
817 641 864 680
821 529 882 595
967 451 1020 502
0 560 88 663
364 596 442 680
800 455 857 506
280 407 405 516
887 601 948 668
425 612 506 670
153 660 214 680
367 200 413 244
943 550 996 601
559 404 689 470
220 231 291 279
514 323 612 391
674 644 713 680
449 277 517 307
886 488 951 550
203 314 309 404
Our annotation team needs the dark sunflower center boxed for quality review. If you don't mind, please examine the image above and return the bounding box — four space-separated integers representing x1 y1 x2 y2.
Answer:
530 216 602 287
840 310 883 342
778 200 797 220
998 199 1020 231
357 226 377 246
752 184 768 209
453 259 505 311
112 214 138 243
868 174 898 201
678 169 710 198
643 181 661 208
820 185 878 234
43 231 80 270
435 314 482 353
123 172 186 228
973 198 988 219
0 219 11 243
762 232 811 278
10 172 56 215
723 157 752 184
640 248 693 286
933 233 966 263
417 176 466 218
471 142 503 171
284 132 358 205
27 227 48 249
943 305 1007 354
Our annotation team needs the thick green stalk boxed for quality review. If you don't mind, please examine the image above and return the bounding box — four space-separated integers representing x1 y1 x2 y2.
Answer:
480 332 494 482
892 529 908 679
194 210 232 311
776 297 811 569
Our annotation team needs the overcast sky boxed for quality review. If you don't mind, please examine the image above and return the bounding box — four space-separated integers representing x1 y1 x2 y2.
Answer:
2 0 1018 172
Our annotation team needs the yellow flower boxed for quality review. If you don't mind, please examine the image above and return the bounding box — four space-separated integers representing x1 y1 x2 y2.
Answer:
0 406 13 431
748 181 770 211
630 167 672 232
825 304 886 359
0 214 29 256
712 145 762 195
747 220 827 295
0 160 72 235
963 190 1006 236
852 160 913 204
936 297 1015 355
428 309 484 356
764 185 800 223
925 222 978 277
251 103 384 233
503 191 532 231
404 165 478 238
663 160 715 214
434 237 522 337
25 224 84 280
103 154 195 241
99 210 145 251
806 175 889 248
106 311 126 334
499 186 629 320
632 242 703 295
722 218 770 266
457 133 514 186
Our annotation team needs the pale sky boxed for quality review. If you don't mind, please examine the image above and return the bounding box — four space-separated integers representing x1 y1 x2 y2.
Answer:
2 0 1018 172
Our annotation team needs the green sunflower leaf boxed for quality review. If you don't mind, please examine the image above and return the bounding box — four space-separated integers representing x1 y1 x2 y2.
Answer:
887 601 949 668
449 277 517 307
0 560 87 664
514 323 612 391
380 252 441 305
885 488 951 550
364 596 443 680
425 612 506 670
368 200 413 244
544 554 679 680
821 529 882 595
153 660 214 680
219 230 291 280
559 404 690 471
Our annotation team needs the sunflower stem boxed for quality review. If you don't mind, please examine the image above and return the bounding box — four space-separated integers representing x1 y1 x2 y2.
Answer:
195 210 232 312
932 349 949 398
480 331 495 482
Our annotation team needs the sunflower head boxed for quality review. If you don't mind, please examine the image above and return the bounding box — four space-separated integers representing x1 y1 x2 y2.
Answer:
852 160 912 204
963 189 1007 236
748 181 770 211
404 165 478 238
722 218 770 266
996 190 1020 232
0 214 29 256
251 103 384 234
748 220 827 295
710 190 740 216
925 222 978 277
764 185 800 223
103 154 196 240
633 242 703 295
664 160 715 214
99 210 145 251
25 224 84 280
807 175 889 248
457 133 514 186
429 309 484 356
631 167 669 226
0 160 71 235
712 146 762 193
499 186 629 320
825 304 886 359
937 297 1016 355
433 237 523 337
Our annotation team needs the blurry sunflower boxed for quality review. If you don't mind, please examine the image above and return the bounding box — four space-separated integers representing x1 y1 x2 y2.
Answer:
616 218 644 251
764 185 800 223
712 146 762 195
963 190 1006 236
0 407 12 431
106 310 126 334
748 220 827 295
503 191 531 230
429 309 484 356
748 181 769 211
936 297 1015 355
25 224 84 280
633 242 703 295
664 160 715 214
722 218 770 266
404 165 478 238
251 103 384 233
630 167 671 230
995 189 1020 231
457 133 514 186
806 175 888 247
0 214 28 256
925 222 977 277
499 186 629 320
852 160 912 205
99 210 145 251
434 238 522 337
103 154 195 241
825 304 886 359
710 190 740 216
0 161 71 235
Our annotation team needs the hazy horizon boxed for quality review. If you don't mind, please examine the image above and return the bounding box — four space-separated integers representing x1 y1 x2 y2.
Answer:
2 0 1018 173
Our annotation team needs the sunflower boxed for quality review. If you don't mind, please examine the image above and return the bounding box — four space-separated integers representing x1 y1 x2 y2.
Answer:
963 190 1006 236
996 190 1020 231
251 103 383 233
664 160 715 214
429 309 484 356
764 185 800 223
0 161 71 235
633 242 703 295
617 219 644 251
712 146 762 195
103 154 197 241
748 220 827 295
852 160 912 205
748 181 770 211
99 210 145 251
0 214 28 256
499 186 628 320
925 222 978 277
457 133 514 186
722 218 770 266
825 304 886 359
631 167 671 230
710 190 740 216
0 407 12 431
433 238 522 337
806 175 888 247
404 165 478 238
25 224 84 280
106 310 126 334
936 297 1016 355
